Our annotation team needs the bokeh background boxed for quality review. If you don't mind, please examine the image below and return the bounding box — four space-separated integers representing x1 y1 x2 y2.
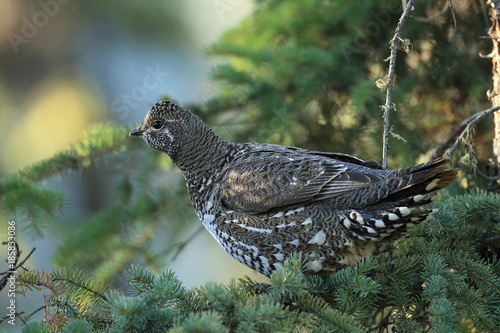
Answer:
1 0 496 330
0 0 259 329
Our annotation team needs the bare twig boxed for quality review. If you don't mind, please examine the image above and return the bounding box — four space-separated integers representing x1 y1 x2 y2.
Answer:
0 311 25 325
414 0 455 28
448 0 457 31
0 242 36 325
0 242 36 291
479 36 500 40
477 168 500 181
431 106 500 159
381 0 415 169
445 106 500 158
22 305 45 324
168 226 204 261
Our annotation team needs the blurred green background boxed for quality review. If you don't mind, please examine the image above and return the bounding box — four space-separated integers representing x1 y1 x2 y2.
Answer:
0 0 496 330
0 1 258 329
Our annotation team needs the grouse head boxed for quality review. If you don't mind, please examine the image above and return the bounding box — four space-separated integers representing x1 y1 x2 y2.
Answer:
129 100 217 161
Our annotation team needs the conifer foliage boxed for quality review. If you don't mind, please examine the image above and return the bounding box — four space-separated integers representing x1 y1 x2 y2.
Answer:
1 0 499 332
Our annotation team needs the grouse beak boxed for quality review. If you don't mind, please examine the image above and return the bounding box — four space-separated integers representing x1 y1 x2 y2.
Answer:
129 126 145 137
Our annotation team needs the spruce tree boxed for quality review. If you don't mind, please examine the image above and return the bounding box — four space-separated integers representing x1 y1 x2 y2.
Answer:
1 0 499 332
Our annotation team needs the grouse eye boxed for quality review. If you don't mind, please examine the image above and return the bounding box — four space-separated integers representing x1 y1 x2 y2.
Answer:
152 120 164 130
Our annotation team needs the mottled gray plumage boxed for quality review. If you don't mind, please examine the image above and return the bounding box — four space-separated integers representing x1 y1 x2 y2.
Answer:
130 100 457 277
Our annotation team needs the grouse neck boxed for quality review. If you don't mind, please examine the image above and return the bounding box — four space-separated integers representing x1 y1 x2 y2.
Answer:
173 132 234 182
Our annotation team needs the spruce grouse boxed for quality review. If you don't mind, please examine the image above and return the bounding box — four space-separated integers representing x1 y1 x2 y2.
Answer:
130 100 457 277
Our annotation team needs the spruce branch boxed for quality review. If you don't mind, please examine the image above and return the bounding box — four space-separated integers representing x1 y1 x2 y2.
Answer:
101 215 163 278
381 0 414 169
51 276 109 304
16 125 133 182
